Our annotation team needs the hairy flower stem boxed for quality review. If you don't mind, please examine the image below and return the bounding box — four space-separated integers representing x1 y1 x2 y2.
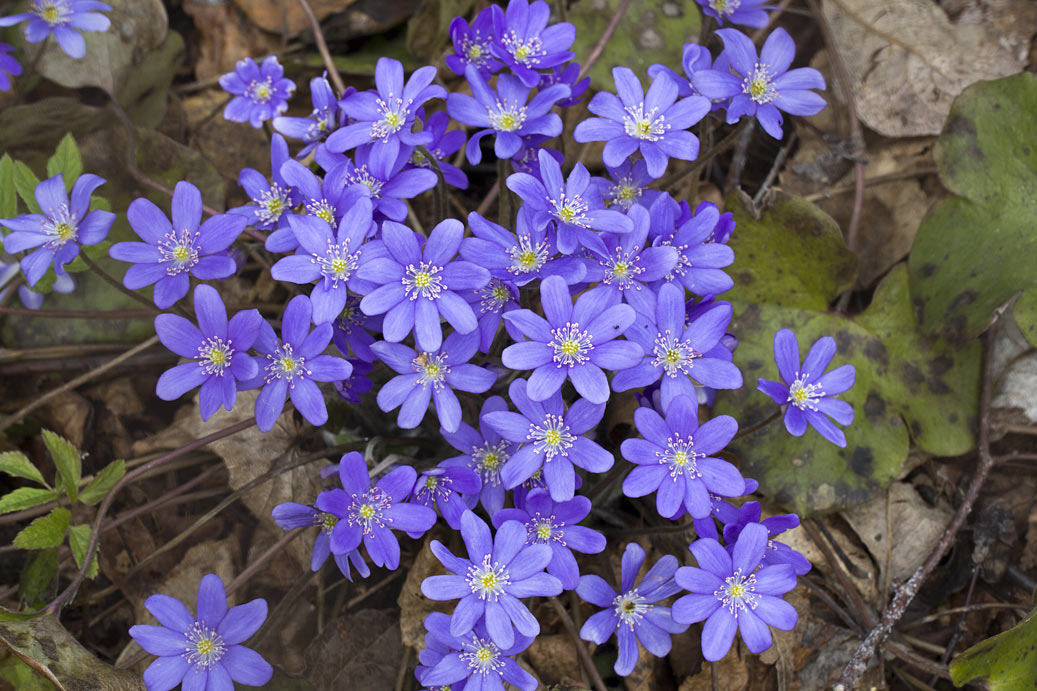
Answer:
417 145 448 221
732 409 781 440
80 252 173 312
296 0 346 97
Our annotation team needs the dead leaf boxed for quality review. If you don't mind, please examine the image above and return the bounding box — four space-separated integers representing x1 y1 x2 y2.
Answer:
182 1 281 80
234 0 358 37
990 312 1037 436
39 392 90 451
821 0 1025 136
303 609 403 690
679 645 749 691
397 532 453 650
526 634 581 687
623 641 660 691
778 519 880 607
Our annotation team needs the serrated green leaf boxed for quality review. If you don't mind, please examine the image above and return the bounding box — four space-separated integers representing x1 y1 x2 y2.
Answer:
12 160 41 214
13 509 70 550
0 488 58 514
41 430 80 503
950 607 1037 688
79 459 125 505
0 154 16 219
0 451 48 487
67 524 98 579
19 549 58 607
45 133 82 189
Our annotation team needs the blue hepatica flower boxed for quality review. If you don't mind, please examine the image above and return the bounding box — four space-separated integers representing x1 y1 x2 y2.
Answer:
502 275 642 404
320 142 438 222
446 5 503 79
696 0 772 28
460 208 585 287
358 218 490 352
723 500 811 575
417 612 537 691
0 43 22 90
621 394 745 519
574 66 711 179
154 284 261 420
1 173 114 287
421 510 563 649
331 295 381 362
693 28 826 139
327 57 446 168
466 277 523 354
509 134 564 176
332 358 374 404
231 134 297 233
593 158 662 211
252 294 353 432
507 150 632 255
110 181 245 309
274 74 341 157
491 0 576 88
128 573 272 691
649 43 716 99
315 452 436 570
371 330 497 433
448 65 569 165
408 464 482 532
219 56 295 128
441 396 516 518
577 542 688 677
483 377 613 501
265 157 367 253
655 198 736 296
757 328 856 447
408 110 469 189
540 61 590 108
0 0 111 59
672 523 798 661
271 501 371 582
693 476 759 540
493 489 606 590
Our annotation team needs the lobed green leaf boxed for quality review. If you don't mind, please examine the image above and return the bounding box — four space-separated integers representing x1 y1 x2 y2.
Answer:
0 451 49 488
13 509 71 550
41 430 81 504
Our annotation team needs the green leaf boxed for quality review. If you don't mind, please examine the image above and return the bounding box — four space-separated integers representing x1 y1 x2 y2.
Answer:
45 133 82 189
12 160 41 214
950 608 1037 688
41 430 80 504
0 651 60 690
13 509 70 550
0 488 59 514
67 524 99 579
0 451 49 487
79 459 125 505
0 154 16 219
909 73 1037 345
19 549 58 608
63 240 112 273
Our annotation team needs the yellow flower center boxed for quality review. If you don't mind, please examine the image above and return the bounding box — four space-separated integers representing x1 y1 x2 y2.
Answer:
54 222 75 241
557 206 577 223
206 348 227 367
544 429 562 447
467 44 484 60
172 245 191 263
728 582 745 598
560 339 579 356
413 271 431 287
359 504 375 520
536 523 553 540
482 452 500 470
480 573 498 589
424 476 439 489
279 356 297 373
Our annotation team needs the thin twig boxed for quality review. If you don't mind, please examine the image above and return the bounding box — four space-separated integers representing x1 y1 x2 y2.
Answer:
80 254 164 312
577 0 635 81
296 0 346 96
227 528 305 595
803 167 938 202
654 120 751 192
549 597 608 691
732 410 780 440
753 131 796 205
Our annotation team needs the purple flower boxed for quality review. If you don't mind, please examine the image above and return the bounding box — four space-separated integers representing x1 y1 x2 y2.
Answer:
331 296 381 362
490 0 576 87
509 134 564 176
219 56 295 128
483 378 613 500
492 489 606 590
128 574 272 690
270 197 376 324
441 396 516 517
460 208 585 287
723 502 811 575
507 150 632 255
574 67 711 179
1 173 114 287
447 65 568 165
109 181 245 309
692 28 826 139
321 143 438 222
332 358 374 404
672 523 798 660
466 277 523 354
648 43 715 98
417 612 537 691
273 75 341 157
252 294 353 432
371 330 497 433
271 501 371 582
421 510 563 649
315 452 435 570
446 6 503 79
757 329 855 447
540 62 590 107
655 199 736 296
621 394 745 519
577 543 688 676
613 283 743 407
693 477 759 540
592 159 662 211
409 465 482 531
408 110 469 189
231 134 298 232
696 0 772 28
501 275 642 404
155 284 261 420
0 42 22 90
327 58 446 169
358 219 490 352
264 157 364 253
0 0 111 59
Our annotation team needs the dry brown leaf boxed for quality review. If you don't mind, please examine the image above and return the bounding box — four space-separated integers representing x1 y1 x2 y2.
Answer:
182 1 281 79
679 645 749 691
990 312 1037 436
821 0 1025 136
397 532 453 650
233 0 357 36
304 609 403 690
779 519 880 607
526 634 581 687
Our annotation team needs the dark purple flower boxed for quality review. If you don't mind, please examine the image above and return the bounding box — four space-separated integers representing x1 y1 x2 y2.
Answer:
692 477 759 540
358 219 490 352
723 502 811 575
0 0 111 59
614 282 742 407
655 199 735 296
757 329 855 447
460 208 585 287
465 276 524 354
231 134 298 232
219 56 295 128
696 0 772 28
621 394 745 519
1 173 114 287
672 523 798 660
592 159 662 211
332 358 374 404
409 464 482 531
271 501 371 582
574 67 711 179
692 28 826 139
648 43 715 98
509 134 564 176
490 0 576 87
408 110 469 189
128 573 272 690
252 294 353 432
492 489 605 590
155 284 261 420
441 396 516 517
0 42 22 90
264 156 366 253
448 65 568 165
446 6 503 78
110 181 245 309
331 296 381 362
507 150 632 255
273 74 341 157
421 510 563 648
577 543 688 676
417 611 537 691
501 275 642 404
321 142 438 222
371 330 497 433
540 61 590 107
316 452 436 570
327 58 446 170
483 378 613 500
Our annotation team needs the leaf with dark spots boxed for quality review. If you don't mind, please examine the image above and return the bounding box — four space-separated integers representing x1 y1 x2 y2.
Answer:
863 392 886 423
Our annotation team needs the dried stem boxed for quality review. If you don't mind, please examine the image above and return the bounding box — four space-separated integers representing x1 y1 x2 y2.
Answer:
0 305 157 319
296 0 346 97
549 597 608 691
732 409 781 440
577 0 634 81
653 120 751 193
